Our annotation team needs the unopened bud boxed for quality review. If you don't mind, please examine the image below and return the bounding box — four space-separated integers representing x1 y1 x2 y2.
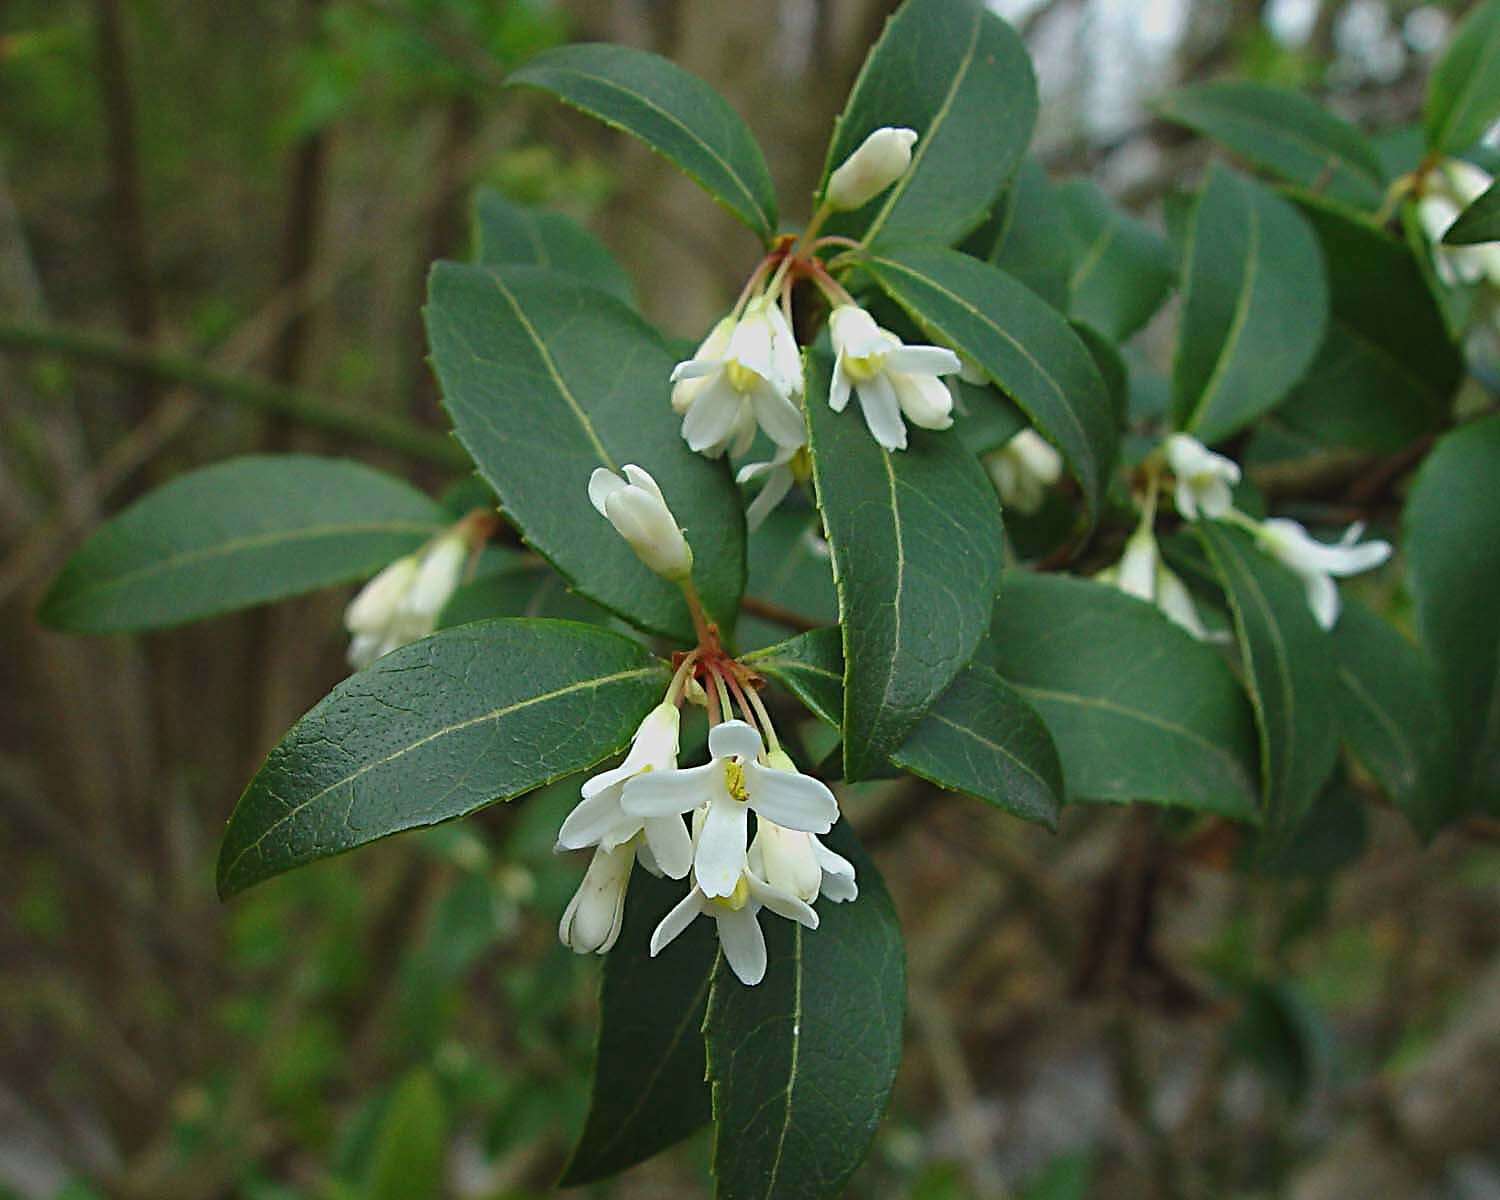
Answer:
588 464 694 581
826 127 918 211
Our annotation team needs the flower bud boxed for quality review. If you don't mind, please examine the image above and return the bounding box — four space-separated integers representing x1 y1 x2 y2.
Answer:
826 127 919 212
588 464 694 581
559 843 635 955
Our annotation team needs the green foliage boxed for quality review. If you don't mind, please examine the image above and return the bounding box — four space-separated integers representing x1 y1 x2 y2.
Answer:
40 456 448 634
1423 0 1500 154
1443 176 1500 245
1054 180 1177 341
363 1070 447 1200
472 187 635 306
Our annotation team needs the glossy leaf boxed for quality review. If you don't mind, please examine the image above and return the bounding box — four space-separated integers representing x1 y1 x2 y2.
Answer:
1278 192 1460 452
1424 0 1500 156
508 44 777 240
746 629 1064 827
739 510 839 653
39 455 448 634
562 869 716 1185
1172 165 1328 443
983 158 1073 310
1055 180 1177 341
1330 600 1459 840
1443 176 1500 244
705 823 904 1200
805 346 1005 780
864 245 1119 525
438 561 611 629
217 619 667 897
987 573 1259 819
1155 81 1386 211
1403 414 1500 814
426 263 745 641
1197 523 1340 839
473 187 634 305
820 0 1036 248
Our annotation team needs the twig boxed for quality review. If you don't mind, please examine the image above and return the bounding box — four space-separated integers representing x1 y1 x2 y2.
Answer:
739 593 820 632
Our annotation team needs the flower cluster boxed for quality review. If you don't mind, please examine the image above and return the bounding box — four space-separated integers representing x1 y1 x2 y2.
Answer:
344 522 475 669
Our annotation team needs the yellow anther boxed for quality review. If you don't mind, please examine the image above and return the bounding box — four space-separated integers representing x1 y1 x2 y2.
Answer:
723 759 749 802
711 875 751 911
842 352 885 383
726 360 760 393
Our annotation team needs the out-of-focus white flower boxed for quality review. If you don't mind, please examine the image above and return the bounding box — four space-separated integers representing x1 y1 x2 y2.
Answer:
984 429 1063 515
559 842 636 955
1255 518 1391 630
649 863 817 986
1417 158 1500 288
556 703 692 879
826 127 919 211
828 305 961 451
345 527 469 670
737 443 809 532
1164 433 1241 521
1098 524 1219 643
669 297 806 458
588 464 694 581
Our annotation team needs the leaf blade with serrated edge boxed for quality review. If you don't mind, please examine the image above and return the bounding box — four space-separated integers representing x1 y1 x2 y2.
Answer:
216 619 668 898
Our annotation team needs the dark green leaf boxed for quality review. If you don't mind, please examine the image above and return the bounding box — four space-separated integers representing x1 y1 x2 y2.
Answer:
508 44 777 240
864 245 1119 526
1277 192 1461 452
705 823 904 1200
746 628 1064 826
1424 0 1500 155
438 561 610 629
738 510 839 653
952 379 1027 457
1155 81 1386 211
1403 414 1500 815
1055 180 1177 341
472 187 635 306
1443 176 1500 244
216 619 667 897
39 455 448 634
562 870 716 1185
984 158 1074 310
987 573 1259 818
426 263 746 641
1172 165 1329 443
364 1070 446 1200
820 0 1036 248
805 346 1004 780
1329 600 1458 840
1197 523 1340 839
1246 773 1368 879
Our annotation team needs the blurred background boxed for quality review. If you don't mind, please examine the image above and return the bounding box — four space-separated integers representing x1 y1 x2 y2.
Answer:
3 0 1498 1196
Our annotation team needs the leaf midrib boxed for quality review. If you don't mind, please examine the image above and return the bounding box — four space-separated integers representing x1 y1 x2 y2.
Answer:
1431 10 1500 152
1187 186 1263 434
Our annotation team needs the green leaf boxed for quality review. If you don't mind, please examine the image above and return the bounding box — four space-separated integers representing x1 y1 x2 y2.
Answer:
562 869 716 1185
804 346 1004 780
1443 176 1500 244
1055 180 1177 341
1277 192 1460 452
507 43 777 240
472 187 635 306
1155 81 1386 211
952 379 1027 457
1197 523 1340 839
983 158 1074 311
746 629 1064 827
820 0 1036 248
1403 414 1500 815
438 560 610 629
425 263 746 642
739 509 839 652
864 245 1119 525
364 1070 445 1200
39 455 448 634
1424 0 1500 155
987 573 1259 819
705 823 904 1200
1330 600 1459 840
216 619 667 898
1173 166 1328 443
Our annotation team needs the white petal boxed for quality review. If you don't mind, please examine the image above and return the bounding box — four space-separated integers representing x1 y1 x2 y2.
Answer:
557 787 632 850
345 555 420 634
670 357 723 384
812 837 858 902
891 371 954 430
404 535 467 620
347 631 384 670
829 362 852 413
747 872 819 928
884 345 962 376
621 761 722 817
681 377 744 454
644 814 694 880
587 468 626 517
745 465 795 532
708 719 764 762
752 823 822 902
1011 430 1063 484
1173 477 1199 522
1303 569 1341 631
751 383 808 449
714 906 767 985
855 373 908 451
1117 527 1159 602
559 844 634 954
695 796 750 898
828 304 884 356
650 887 707 957
727 305 777 382
621 464 666 504
1154 564 1212 641
743 761 838 833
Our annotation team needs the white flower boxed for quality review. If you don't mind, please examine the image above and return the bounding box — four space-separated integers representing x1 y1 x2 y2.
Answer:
749 792 857 904
1164 433 1241 521
826 127 919 212
588 464 694 581
1255 518 1391 631
345 528 468 670
984 429 1063 515
1417 158 1500 288
556 703 693 879
559 842 636 955
1099 525 1219 643
620 720 838 900
828 305 961 451
669 298 806 458
649 864 818 986
736 443 803 532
